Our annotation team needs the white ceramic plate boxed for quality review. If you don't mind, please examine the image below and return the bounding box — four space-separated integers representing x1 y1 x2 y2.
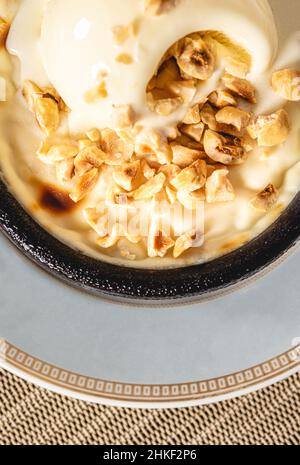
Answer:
0 0 300 408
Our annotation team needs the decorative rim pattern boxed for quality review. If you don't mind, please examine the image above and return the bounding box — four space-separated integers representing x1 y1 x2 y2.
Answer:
1 340 299 405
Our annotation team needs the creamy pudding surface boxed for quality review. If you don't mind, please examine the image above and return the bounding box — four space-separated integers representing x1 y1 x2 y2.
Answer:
0 0 300 268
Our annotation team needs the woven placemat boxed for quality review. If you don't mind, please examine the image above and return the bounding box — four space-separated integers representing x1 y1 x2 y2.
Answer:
0 368 299 445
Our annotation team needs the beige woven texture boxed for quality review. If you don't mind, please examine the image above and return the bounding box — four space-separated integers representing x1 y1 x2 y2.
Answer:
0 369 300 445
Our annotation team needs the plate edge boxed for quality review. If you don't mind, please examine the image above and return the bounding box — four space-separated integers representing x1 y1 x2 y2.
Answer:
1 339 299 408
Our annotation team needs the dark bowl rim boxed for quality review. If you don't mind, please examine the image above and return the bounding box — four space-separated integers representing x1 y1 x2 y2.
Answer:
1 178 300 304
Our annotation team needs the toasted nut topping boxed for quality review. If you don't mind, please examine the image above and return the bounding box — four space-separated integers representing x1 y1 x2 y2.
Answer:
56 159 75 185
129 18 141 37
165 185 177 204
206 163 226 177
271 69 300 101
70 168 99 203
240 133 255 153
180 122 205 142
200 102 218 130
97 224 120 248
22 80 43 111
74 145 105 176
150 57 181 90
83 208 108 236
112 104 135 128
84 82 108 103
38 144 78 165
118 129 136 146
215 107 251 132
203 130 246 165
78 138 94 151
132 173 166 200
183 104 201 124
43 87 68 112
105 185 125 206
148 222 175 258
112 25 130 45
168 80 197 103
100 128 133 165
176 37 215 80
0 17 9 47
147 91 183 116
173 134 203 151
113 160 141 191
135 128 172 164
208 90 237 109
141 159 156 179
205 169 235 203
224 57 249 78
171 143 205 168
158 164 181 182
247 109 290 147
34 96 60 135
173 230 201 258
222 74 256 104
115 53 134 64
177 188 205 210
250 184 279 212
171 159 207 192
145 0 180 16
86 128 101 142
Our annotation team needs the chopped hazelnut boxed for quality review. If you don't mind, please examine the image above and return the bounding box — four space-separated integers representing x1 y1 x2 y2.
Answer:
247 109 290 147
113 160 141 191
171 159 207 192
173 230 202 258
180 122 205 142
132 172 166 200
171 143 205 168
250 184 279 212
215 107 251 132
100 128 133 165
70 168 99 203
84 82 108 103
168 79 196 104
22 80 43 111
176 37 215 80
208 90 237 109
147 91 183 116
74 145 105 176
38 144 78 165
222 73 256 104
224 57 249 79
86 128 101 142
56 159 75 184
177 189 205 210
148 222 174 258
97 224 120 248
115 53 134 64
135 128 172 164
0 17 9 47
183 104 201 124
205 169 235 203
271 69 300 101
203 129 246 165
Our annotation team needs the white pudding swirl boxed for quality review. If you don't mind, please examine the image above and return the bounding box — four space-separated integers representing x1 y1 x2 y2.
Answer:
8 0 278 132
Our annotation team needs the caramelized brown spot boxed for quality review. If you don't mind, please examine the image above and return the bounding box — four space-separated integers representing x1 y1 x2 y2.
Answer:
40 185 75 214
